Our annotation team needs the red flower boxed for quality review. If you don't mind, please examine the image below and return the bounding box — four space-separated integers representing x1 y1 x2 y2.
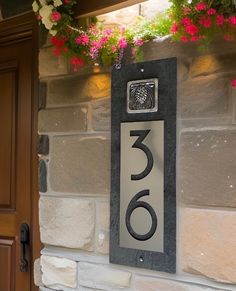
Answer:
181 17 192 26
185 24 198 36
170 22 178 34
229 16 236 25
190 36 199 42
199 15 212 28
180 36 188 43
51 11 61 22
216 15 225 26
195 2 207 11
207 8 216 15
70 56 84 71
63 0 70 3
232 79 236 88
75 34 90 45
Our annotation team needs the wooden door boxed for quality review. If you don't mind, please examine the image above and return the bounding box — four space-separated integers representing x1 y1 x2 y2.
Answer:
0 13 39 291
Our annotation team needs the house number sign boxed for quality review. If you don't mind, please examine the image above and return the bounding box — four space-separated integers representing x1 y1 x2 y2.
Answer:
110 58 177 273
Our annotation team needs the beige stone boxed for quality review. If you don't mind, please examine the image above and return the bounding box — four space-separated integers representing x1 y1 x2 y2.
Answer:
41 255 77 289
180 130 236 207
34 258 43 287
47 73 111 106
190 53 236 78
96 202 110 254
92 98 111 132
49 136 110 194
181 208 236 283
38 106 87 133
134 276 224 291
179 76 231 118
78 262 131 290
39 196 95 250
39 47 69 78
233 88 236 124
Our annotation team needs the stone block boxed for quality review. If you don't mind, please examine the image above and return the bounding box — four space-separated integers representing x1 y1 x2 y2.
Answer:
134 276 223 290
39 47 69 78
96 202 110 254
34 258 43 287
49 136 110 195
181 208 236 283
41 255 77 289
39 82 47 110
38 106 87 133
38 135 49 156
180 130 236 207
92 98 111 131
190 53 236 78
47 74 111 106
179 76 231 118
78 262 131 290
233 88 236 124
38 159 47 193
39 196 95 250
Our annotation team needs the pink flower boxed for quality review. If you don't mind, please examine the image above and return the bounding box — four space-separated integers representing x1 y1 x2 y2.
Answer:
75 34 89 45
232 79 236 88
185 24 198 35
70 56 84 71
180 36 188 43
111 46 117 53
51 11 61 22
91 40 102 49
216 15 225 26
229 16 236 25
181 17 192 26
90 47 99 60
134 39 144 46
104 28 113 37
170 22 178 34
118 38 128 49
207 8 216 15
199 16 211 28
100 36 108 45
195 2 207 11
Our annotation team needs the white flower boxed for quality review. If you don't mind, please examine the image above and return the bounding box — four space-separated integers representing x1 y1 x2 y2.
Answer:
53 0 63 7
32 1 39 12
39 5 54 30
49 29 57 36
39 0 46 5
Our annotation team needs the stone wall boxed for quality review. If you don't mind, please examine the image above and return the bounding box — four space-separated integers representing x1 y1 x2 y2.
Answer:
37 36 236 291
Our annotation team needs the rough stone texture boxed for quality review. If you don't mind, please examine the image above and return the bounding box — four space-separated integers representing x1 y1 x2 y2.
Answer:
38 159 47 193
38 135 49 156
38 106 87 133
180 130 236 207
47 74 111 106
134 276 225 291
34 258 43 287
78 262 131 290
95 202 110 254
181 208 236 283
39 47 69 78
92 98 111 131
39 196 95 250
179 76 231 119
190 53 236 78
41 255 77 289
50 136 110 194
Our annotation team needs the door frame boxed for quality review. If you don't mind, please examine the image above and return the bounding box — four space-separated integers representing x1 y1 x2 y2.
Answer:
0 12 40 291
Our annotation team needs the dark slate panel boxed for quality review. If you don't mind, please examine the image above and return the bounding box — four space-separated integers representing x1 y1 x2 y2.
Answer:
38 159 47 193
38 135 49 156
110 58 177 273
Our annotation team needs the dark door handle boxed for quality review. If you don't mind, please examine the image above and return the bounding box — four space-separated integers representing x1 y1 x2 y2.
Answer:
20 223 30 272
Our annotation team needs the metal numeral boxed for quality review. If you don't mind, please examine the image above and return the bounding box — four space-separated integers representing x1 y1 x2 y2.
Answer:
130 130 154 180
126 129 158 241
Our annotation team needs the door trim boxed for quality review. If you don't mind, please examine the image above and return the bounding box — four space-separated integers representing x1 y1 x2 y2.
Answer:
0 12 40 291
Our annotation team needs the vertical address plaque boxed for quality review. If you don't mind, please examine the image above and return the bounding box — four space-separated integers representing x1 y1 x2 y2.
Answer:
110 58 177 273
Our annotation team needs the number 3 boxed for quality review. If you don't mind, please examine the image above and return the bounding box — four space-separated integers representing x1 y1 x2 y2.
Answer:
130 130 154 180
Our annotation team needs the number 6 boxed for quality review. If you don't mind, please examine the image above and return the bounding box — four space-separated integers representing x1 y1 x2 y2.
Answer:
126 190 158 241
